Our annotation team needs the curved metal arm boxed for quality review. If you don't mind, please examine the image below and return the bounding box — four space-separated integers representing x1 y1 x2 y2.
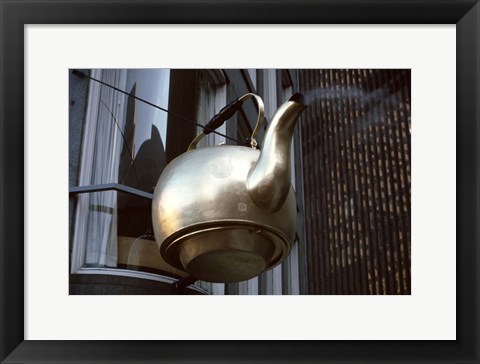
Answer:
187 93 265 151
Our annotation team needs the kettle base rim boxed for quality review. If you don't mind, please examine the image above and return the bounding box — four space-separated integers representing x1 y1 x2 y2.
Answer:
159 220 292 283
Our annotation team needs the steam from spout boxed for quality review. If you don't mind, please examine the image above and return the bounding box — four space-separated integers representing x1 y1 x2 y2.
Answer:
301 84 411 136
303 85 389 106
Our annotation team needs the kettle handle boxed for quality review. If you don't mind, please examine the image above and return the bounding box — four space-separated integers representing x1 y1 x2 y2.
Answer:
187 93 265 151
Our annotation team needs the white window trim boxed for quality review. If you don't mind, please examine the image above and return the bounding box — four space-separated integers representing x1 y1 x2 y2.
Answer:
246 69 257 91
71 69 128 273
71 69 107 273
196 70 228 149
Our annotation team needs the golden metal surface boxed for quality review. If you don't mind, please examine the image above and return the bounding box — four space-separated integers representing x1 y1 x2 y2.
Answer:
241 93 265 148
117 236 188 277
152 93 306 283
186 132 207 151
247 93 306 212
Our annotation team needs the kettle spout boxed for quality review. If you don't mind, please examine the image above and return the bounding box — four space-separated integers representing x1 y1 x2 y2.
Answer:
247 93 307 212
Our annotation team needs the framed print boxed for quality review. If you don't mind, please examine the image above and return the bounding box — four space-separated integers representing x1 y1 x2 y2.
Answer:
1 0 479 363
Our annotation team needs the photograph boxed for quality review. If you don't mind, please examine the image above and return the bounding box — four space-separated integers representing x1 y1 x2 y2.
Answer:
2 0 479 361
69 68 411 295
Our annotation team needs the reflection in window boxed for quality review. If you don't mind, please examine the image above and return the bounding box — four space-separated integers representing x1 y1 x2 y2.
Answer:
119 70 170 193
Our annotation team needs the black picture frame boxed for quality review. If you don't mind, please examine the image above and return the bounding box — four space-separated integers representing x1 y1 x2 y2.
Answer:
1 1 478 363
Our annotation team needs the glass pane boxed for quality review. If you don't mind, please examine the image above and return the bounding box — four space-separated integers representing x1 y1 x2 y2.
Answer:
119 69 170 192
86 69 171 194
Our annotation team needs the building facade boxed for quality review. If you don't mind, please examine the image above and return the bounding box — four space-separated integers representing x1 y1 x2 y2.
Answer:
69 68 307 295
298 69 411 294
69 68 411 295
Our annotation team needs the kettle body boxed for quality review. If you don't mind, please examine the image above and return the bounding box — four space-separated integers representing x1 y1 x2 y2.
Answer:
152 92 306 283
152 145 296 283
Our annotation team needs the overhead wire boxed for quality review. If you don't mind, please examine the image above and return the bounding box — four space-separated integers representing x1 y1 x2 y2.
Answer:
100 100 140 188
72 69 240 144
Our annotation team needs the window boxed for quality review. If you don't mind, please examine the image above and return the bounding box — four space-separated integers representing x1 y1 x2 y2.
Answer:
70 69 227 294
69 68 306 295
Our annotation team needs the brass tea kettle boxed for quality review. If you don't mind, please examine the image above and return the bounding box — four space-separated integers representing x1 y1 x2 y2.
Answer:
152 92 306 283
